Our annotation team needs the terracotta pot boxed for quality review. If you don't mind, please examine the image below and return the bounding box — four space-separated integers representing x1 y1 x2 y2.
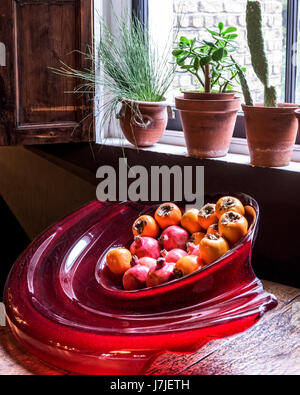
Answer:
118 99 168 147
175 93 241 158
242 103 299 167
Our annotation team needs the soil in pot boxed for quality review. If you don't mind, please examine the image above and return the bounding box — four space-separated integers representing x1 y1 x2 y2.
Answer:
242 103 299 167
175 92 241 158
118 100 168 147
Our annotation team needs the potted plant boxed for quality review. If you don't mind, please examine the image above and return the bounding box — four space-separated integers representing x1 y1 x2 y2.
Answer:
53 13 176 148
236 0 299 167
173 23 242 158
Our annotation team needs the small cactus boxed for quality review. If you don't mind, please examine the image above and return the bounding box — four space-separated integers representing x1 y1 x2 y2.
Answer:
246 1 277 107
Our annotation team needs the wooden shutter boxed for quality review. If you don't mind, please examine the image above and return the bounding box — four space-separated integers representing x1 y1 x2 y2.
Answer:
0 0 94 146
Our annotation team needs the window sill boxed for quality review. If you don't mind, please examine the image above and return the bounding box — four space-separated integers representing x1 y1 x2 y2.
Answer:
102 134 300 174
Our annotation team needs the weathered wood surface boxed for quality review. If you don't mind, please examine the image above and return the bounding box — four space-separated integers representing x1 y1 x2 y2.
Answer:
0 280 299 375
147 281 300 375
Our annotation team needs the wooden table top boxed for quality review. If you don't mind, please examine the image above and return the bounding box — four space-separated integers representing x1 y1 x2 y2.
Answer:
0 280 299 375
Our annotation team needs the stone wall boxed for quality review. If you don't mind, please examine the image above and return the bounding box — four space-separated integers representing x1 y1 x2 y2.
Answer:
173 0 286 103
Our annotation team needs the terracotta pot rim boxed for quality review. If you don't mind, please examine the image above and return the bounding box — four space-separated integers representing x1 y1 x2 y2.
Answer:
175 96 241 113
121 98 168 107
242 103 300 111
176 96 240 104
181 91 236 95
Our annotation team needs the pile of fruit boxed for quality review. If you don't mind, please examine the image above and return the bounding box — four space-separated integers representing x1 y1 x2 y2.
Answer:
105 196 249 291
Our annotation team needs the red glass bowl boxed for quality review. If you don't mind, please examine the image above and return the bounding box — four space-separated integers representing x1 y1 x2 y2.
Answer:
3 193 277 375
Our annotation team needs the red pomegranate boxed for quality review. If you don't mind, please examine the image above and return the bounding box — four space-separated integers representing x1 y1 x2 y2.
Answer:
159 226 189 251
162 248 188 263
146 260 176 288
123 264 150 291
130 236 161 259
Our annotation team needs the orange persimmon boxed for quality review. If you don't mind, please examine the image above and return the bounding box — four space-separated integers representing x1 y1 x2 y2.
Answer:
132 215 159 238
198 203 218 230
154 202 182 229
215 196 245 219
174 255 204 278
189 231 206 245
181 208 202 233
207 223 219 236
106 248 132 276
218 211 248 245
199 233 229 265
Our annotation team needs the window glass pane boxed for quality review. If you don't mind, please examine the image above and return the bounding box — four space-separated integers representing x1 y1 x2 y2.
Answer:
171 0 287 104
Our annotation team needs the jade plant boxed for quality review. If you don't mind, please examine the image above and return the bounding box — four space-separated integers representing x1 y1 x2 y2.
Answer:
172 22 243 93
236 0 278 107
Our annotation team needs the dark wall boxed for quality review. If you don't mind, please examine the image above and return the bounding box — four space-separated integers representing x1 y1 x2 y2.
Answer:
0 145 96 296
0 146 96 240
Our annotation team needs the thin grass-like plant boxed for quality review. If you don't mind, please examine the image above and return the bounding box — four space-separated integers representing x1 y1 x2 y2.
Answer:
52 10 177 142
